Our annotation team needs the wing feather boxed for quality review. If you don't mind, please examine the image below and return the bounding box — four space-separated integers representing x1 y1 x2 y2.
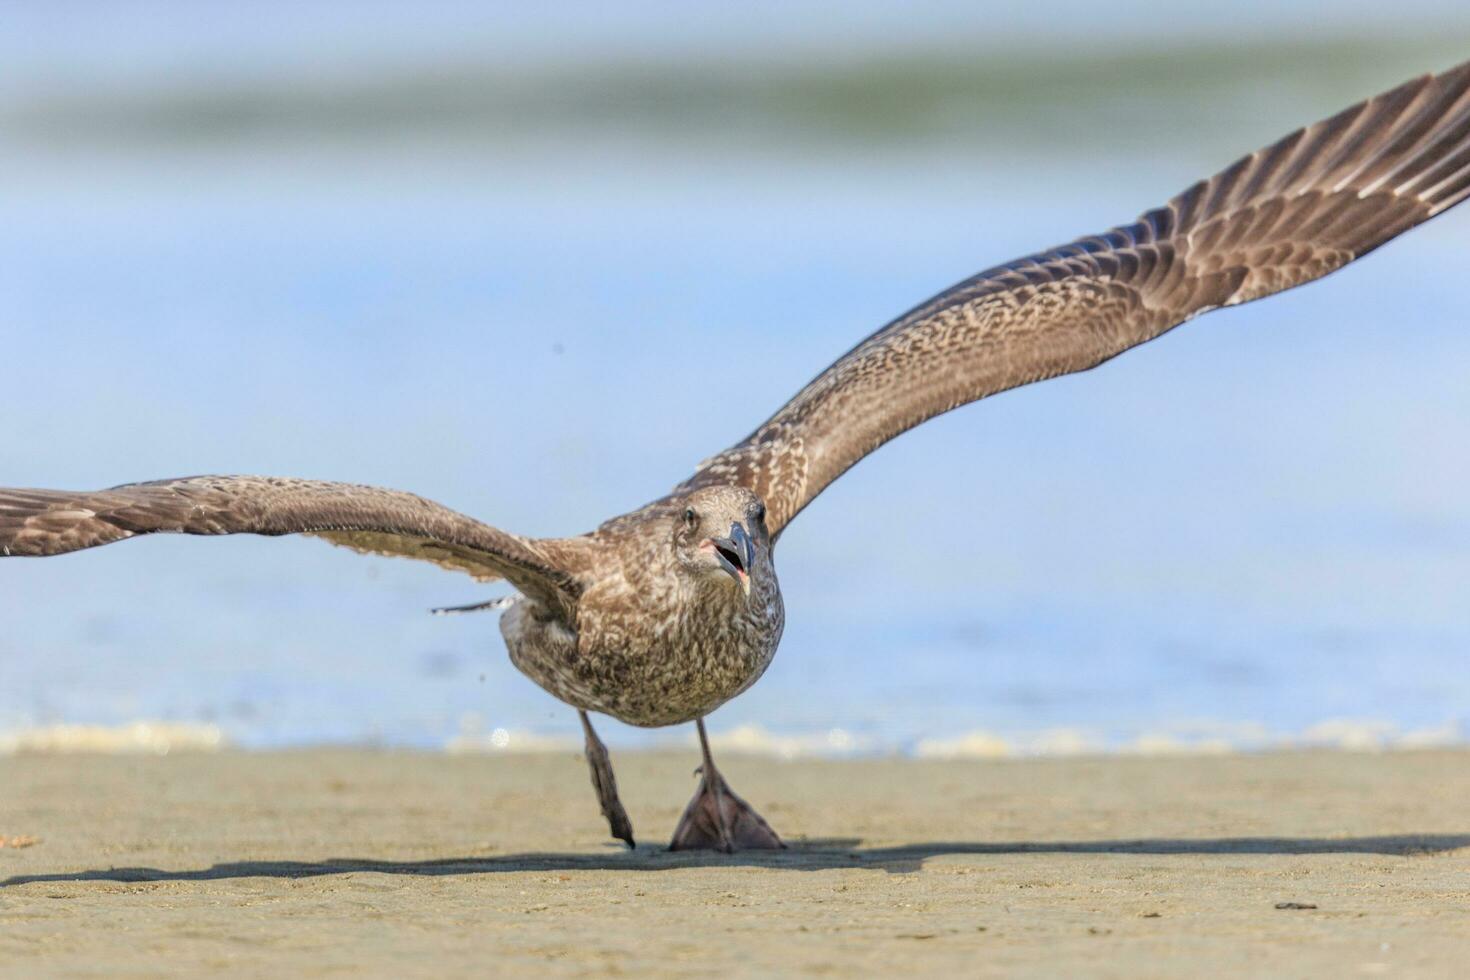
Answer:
681 60 1470 537
0 475 579 610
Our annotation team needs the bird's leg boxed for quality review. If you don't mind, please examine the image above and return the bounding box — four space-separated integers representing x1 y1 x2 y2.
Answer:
668 718 784 852
579 710 636 848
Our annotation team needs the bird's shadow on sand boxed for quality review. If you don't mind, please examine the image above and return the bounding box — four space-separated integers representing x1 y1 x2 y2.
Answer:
6 834 1469 886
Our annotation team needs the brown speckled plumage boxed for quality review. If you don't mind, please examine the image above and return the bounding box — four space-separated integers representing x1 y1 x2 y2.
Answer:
503 488 783 727
4 61 1470 847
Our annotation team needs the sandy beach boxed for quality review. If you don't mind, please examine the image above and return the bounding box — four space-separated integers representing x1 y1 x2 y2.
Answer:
2 748 1469 976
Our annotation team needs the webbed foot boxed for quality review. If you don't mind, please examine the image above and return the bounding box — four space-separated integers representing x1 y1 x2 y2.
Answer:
667 718 784 852
668 766 784 852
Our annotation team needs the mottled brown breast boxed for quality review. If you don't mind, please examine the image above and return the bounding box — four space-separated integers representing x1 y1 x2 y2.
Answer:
500 532 784 727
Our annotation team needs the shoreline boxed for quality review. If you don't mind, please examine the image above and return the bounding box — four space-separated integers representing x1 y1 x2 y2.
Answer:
2 715 1465 759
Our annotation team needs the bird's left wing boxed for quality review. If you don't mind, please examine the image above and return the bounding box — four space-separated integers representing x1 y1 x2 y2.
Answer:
0 475 579 611
680 60 1470 538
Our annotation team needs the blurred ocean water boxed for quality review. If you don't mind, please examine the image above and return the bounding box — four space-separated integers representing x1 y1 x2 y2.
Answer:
2 3 1469 753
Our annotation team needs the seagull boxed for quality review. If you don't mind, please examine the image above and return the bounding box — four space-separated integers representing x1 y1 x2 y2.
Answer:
4 61 1469 852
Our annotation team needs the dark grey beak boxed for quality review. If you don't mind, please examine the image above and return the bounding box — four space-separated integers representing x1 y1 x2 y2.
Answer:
711 522 755 593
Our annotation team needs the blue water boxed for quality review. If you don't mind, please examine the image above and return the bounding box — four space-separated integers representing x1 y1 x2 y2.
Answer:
2 4 1469 752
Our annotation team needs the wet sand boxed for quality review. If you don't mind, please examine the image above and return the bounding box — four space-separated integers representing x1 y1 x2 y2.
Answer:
2 749 1469 976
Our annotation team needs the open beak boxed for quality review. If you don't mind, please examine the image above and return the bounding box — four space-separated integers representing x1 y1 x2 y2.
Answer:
706 522 755 594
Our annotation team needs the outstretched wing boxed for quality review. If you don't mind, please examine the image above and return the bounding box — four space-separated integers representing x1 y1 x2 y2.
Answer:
681 60 1470 538
0 475 579 610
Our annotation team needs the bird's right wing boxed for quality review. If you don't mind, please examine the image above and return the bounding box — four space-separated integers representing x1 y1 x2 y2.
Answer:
0 475 580 612
680 60 1470 539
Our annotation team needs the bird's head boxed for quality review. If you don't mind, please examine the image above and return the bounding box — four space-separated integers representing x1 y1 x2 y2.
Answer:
671 486 770 597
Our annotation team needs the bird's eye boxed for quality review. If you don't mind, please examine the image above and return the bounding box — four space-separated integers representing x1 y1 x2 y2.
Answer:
683 507 698 528
753 502 766 523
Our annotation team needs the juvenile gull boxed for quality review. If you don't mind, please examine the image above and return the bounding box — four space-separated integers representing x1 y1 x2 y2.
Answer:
5 61 1470 851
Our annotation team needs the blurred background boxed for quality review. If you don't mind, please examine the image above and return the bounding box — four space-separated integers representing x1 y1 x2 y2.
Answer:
2 1 1469 755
